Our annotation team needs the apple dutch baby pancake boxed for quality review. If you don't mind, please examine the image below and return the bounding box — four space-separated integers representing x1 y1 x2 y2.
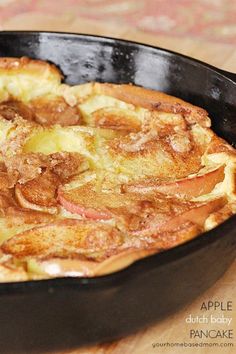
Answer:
0 57 235 281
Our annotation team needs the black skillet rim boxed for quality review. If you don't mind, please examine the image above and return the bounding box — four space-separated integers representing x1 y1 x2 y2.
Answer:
0 31 235 293
0 30 235 81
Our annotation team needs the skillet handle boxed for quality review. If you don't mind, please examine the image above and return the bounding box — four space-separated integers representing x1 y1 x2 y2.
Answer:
216 68 236 83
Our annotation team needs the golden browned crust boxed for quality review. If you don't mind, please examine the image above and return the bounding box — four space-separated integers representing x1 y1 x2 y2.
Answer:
0 56 62 80
94 83 211 128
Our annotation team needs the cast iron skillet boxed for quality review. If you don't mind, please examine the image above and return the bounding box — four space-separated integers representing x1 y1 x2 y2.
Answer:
0 32 235 354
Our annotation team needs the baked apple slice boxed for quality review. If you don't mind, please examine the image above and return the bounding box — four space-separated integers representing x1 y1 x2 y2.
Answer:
58 179 132 220
15 171 59 214
1 219 124 260
58 177 226 237
135 196 226 237
123 165 225 198
58 190 112 220
107 127 204 180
